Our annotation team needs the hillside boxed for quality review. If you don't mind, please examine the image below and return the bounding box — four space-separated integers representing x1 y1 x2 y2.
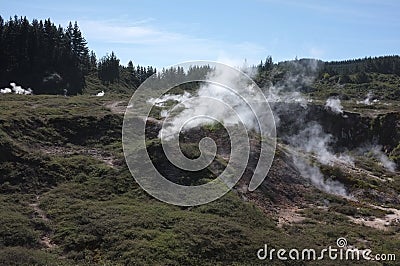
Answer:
0 91 399 265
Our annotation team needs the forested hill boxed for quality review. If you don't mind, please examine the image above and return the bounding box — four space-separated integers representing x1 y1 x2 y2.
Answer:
1 15 400 97
266 56 400 76
255 56 400 100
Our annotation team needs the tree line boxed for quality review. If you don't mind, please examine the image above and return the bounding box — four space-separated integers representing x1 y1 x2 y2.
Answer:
0 16 157 95
256 56 400 78
322 56 400 76
0 16 91 94
1 16 400 95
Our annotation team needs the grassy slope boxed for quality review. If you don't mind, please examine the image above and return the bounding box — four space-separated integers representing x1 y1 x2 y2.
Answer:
309 73 400 101
0 94 398 265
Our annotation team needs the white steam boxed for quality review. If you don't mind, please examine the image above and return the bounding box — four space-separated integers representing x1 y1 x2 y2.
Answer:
287 123 352 197
1 82 32 95
148 91 191 107
160 109 169 118
289 123 354 166
0 88 12 94
265 86 311 107
357 91 379 105
292 156 348 197
263 68 315 108
158 65 265 140
356 145 397 172
371 146 396 172
325 97 343 114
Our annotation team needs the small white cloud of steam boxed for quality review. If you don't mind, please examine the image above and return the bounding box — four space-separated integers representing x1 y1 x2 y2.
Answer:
96 91 105 97
265 86 311 107
263 66 316 108
1 82 32 95
148 91 191 107
160 109 169 118
370 146 396 172
325 97 343 114
356 145 396 172
11 82 32 95
263 62 317 127
0 88 12 94
289 123 354 167
357 91 379 105
292 156 348 197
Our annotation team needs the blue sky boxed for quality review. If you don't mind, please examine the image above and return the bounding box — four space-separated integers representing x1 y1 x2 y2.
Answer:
2 0 400 67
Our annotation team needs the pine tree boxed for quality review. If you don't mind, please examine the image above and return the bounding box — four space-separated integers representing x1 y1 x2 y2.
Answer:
89 50 97 71
98 52 120 85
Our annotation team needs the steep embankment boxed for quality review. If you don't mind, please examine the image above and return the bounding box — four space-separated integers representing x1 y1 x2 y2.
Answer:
274 103 400 151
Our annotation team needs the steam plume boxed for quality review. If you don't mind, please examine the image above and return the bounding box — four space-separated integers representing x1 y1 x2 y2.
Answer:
0 88 12 94
371 146 396 172
292 156 348 197
357 91 379 105
1 82 32 95
325 97 343 114
148 91 191 107
158 65 266 140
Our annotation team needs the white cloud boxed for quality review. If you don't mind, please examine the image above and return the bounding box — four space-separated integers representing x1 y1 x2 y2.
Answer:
78 20 268 67
79 20 182 44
